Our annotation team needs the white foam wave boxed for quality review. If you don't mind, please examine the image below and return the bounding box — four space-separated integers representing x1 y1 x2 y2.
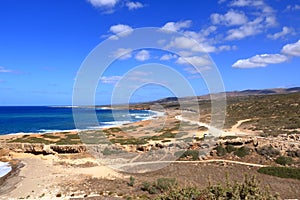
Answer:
0 162 12 178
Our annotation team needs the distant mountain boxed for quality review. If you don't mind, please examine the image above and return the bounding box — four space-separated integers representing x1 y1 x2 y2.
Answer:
153 87 300 103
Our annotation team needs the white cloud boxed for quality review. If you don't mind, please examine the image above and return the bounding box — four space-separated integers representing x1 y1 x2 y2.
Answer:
109 24 133 37
268 27 295 40
230 0 264 7
176 56 212 68
135 50 150 61
0 66 13 73
87 0 119 8
166 36 216 53
211 10 248 26
200 26 217 36
161 20 192 32
100 76 122 84
281 40 300 57
126 1 144 10
112 48 132 60
218 45 237 51
286 4 300 11
232 54 288 68
225 17 263 40
160 54 178 61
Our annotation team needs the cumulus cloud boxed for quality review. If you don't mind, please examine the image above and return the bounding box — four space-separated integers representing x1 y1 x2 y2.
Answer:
126 1 144 10
268 27 295 40
222 0 277 40
109 24 133 36
100 76 122 84
225 17 263 40
211 10 248 26
161 20 192 32
166 36 216 53
108 24 133 39
160 54 178 61
281 40 300 57
232 54 288 68
112 48 132 60
135 50 150 61
87 0 119 8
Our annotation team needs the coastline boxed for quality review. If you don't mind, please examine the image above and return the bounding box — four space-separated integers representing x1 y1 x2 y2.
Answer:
0 109 164 137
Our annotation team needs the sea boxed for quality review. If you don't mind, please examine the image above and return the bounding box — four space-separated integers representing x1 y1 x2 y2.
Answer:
0 106 159 177
0 106 158 135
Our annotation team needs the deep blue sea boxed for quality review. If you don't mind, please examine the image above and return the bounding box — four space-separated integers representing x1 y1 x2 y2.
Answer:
0 106 155 135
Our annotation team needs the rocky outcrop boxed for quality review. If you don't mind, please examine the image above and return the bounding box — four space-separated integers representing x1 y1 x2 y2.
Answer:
0 143 87 154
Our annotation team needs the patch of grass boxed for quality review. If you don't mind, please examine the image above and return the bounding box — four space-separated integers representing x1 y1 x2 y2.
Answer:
8 137 52 144
110 138 147 145
150 131 176 140
42 134 60 139
258 167 300 180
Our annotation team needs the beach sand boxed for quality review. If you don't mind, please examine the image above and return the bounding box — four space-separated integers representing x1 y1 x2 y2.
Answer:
0 152 123 199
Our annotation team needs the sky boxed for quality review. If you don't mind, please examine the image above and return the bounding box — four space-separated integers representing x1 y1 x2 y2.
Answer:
0 0 300 105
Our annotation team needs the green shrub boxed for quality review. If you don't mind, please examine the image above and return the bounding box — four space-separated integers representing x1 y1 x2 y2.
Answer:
155 178 177 192
225 144 236 153
275 156 293 166
141 178 177 194
155 175 279 200
180 150 199 160
128 176 135 187
215 145 227 156
258 167 300 180
234 146 250 157
257 145 280 158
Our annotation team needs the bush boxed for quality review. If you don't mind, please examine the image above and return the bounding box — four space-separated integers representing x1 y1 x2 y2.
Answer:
275 156 293 166
215 145 227 156
180 150 199 160
225 144 236 153
258 167 300 180
141 178 177 194
128 176 135 187
155 175 279 200
257 145 280 158
234 146 250 157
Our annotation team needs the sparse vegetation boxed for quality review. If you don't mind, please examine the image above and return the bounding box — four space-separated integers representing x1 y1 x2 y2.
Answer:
257 145 280 158
179 150 199 160
275 156 293 166
156 175 279 200
234 146 251 157
258 167 300 180
141 178 177 194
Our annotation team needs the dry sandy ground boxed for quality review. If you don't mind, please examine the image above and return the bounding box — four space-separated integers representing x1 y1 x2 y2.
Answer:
0 153 123 200
1 112 299 199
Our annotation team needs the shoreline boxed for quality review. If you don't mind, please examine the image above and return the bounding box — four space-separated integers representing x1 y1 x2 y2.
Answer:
0 109 165 137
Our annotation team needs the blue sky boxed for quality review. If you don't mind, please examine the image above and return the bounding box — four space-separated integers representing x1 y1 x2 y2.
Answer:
0 0 300 105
